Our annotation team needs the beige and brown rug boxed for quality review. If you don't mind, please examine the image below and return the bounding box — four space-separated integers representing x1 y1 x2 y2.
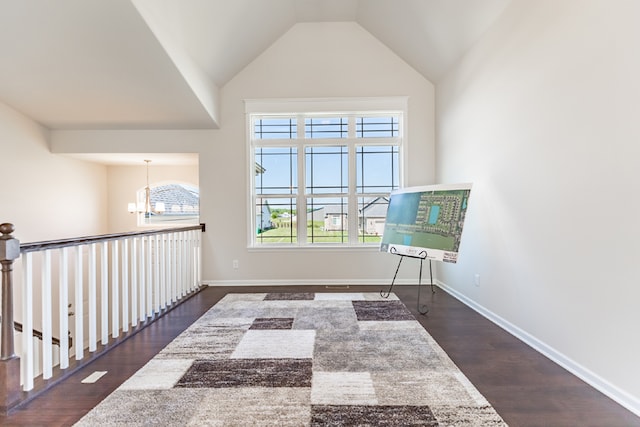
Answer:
75 292 506 426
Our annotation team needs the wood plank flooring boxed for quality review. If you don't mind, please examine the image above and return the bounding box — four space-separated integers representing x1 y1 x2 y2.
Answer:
1 285 638 427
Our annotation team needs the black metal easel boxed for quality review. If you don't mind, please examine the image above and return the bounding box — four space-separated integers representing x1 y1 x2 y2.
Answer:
380 249 435 315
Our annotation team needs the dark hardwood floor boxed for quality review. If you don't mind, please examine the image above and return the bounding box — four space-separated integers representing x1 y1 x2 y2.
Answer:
1 285 638 427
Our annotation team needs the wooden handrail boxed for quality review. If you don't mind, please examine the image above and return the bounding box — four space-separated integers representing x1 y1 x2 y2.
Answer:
0 316 72 349
20 224 205 253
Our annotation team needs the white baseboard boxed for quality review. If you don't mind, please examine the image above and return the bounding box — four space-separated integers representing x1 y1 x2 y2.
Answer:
436 279 640 418
201 278 418 287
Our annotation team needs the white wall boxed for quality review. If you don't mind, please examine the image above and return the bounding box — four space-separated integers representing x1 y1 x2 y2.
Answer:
107 164 199 233
50 22 435 285
436 0 640 413
0 101 107 242
0 101 107 344
201 22 435 284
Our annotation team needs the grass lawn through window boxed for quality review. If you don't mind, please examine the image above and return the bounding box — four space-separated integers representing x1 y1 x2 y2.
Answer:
258 220 382 244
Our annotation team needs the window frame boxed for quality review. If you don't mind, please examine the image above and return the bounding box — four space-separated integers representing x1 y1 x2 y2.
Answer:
246 98 408 249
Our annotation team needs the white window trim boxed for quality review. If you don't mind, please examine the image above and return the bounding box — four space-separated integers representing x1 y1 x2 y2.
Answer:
246 97 408 249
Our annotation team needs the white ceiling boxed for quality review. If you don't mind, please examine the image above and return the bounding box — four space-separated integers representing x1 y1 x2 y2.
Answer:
0 0 510 162
0 0 216 130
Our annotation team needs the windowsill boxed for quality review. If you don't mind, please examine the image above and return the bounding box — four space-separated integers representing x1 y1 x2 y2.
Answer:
248 244 382 253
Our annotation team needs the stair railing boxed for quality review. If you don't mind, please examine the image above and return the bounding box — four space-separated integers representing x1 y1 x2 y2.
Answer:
0 317 72 349
0 223 204 413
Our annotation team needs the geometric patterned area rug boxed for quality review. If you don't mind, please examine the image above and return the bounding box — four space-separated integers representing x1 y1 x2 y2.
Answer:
75 292 507 426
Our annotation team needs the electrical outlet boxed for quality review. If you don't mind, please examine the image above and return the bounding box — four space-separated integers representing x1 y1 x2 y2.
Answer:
232 259 239 269
474 273 480 287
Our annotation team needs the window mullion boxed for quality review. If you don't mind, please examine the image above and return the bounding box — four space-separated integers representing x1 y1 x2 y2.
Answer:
348 114 356 139
347 137 358 245
346 116 357 244
296 116 307 244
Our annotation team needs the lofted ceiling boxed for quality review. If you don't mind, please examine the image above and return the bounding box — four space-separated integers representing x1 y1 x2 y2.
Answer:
0 0 510 132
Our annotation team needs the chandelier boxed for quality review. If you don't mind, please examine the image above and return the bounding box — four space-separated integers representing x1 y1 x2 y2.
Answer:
127 160 165 216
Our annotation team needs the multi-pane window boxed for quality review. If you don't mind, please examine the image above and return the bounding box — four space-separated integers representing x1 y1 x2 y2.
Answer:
251 109 403 247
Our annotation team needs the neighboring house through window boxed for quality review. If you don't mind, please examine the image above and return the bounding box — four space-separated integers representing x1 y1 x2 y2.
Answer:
247 98 406 247
137 183 200 226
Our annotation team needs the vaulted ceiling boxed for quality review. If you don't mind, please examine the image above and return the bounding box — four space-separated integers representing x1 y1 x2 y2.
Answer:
0 0 511 130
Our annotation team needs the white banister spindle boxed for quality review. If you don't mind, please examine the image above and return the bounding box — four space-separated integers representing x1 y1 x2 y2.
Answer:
131 237 138 328
185 231 191 291
165 234 171 305
193 230 199 289
191 230 197 289
176 233 184 298
159 234 166 309
22 252 34 391
41 250 52 379
139 236 146 322
182 232 188 296
188 231 193 290
184 232 189 293
171 233 178 301
59 247 69 369
164 234 171 306
111 240 119 338
74 245 83 360
165 233 172 303
187 231 195 293
184 231 189 293
146 235 153 318
19 261 33 379
153 234 160 313
174 234 180 298
88 243 97 352
167 233 176 304
191 230 196 290
100 241 108 345
174 232 180 299
197 230 202 285
121 239 129 332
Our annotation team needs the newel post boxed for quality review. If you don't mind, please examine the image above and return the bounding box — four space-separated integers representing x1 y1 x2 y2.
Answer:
0 223 21 412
